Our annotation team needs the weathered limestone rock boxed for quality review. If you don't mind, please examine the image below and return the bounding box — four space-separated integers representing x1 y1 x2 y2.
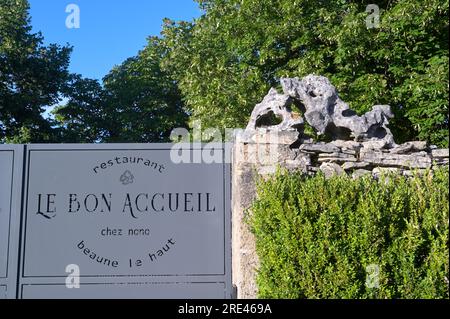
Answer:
235 134 300 165
281 75 396 147
390 141 428 154
431 148 449 165
330 140 362 150
275 144 297 161
361 140 392 150
285 155 311 172
340 148 358 155
360 150 432 169
299 142 340 153
342 161 372 171
232 159 259 299
245 88 304 134
318 152 357 163
432 149 449 158
319 162 345 178
238 129 300 145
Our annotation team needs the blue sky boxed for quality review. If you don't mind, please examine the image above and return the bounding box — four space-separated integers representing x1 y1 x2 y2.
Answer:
28 0 201 81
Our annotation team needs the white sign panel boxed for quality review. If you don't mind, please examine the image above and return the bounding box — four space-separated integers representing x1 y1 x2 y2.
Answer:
18 144 231 299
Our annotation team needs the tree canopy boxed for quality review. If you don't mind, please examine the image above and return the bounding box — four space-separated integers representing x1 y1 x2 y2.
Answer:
1 0 187 144
1 0 448 146
55 38 188 143
0 0 71 142
160 0 449 146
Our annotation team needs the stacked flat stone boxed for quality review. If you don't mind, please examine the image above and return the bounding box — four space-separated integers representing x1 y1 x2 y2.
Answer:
296 140 448 179
241 74 449 178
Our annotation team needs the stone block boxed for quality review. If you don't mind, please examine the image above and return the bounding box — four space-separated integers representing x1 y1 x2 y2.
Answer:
360 150 432 169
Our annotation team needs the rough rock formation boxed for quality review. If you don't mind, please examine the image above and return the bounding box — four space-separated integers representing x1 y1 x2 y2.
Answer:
246 75 397 149
240 74 449 178
245 87 304 134
282 75 396 147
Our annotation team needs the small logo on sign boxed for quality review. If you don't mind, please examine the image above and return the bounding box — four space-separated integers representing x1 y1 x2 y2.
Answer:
120 170 134 185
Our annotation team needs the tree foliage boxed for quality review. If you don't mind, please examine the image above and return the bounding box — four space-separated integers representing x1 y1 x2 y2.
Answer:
1 1 187 144
1 0 448 146
0 0 71 142
55 38 188 143
160 0 449 146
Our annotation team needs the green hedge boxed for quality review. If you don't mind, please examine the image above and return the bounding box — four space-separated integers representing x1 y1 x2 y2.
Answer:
249 168 449 299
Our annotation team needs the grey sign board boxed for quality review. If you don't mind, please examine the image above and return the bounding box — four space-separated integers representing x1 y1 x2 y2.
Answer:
18 144 232 299
0 145 22 299
21 282 226 299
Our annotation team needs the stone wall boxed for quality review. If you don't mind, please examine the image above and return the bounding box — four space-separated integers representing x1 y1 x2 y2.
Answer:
231 131 449 299
231 74 449 299
278 135 446 179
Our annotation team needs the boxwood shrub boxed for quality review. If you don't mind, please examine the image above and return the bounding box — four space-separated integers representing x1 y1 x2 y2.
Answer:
249 168 449 299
